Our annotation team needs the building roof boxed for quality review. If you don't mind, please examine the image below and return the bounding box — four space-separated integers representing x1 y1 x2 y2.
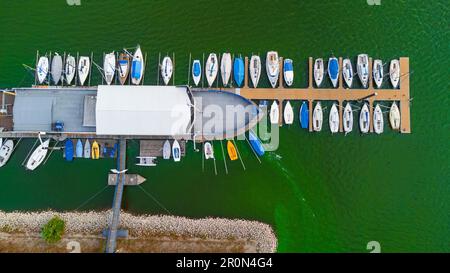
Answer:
95 85 193 136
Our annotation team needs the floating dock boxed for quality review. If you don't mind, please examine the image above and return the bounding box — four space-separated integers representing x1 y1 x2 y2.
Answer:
108 174 146 186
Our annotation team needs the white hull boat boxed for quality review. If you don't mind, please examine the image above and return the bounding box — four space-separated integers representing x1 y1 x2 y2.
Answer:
373 104 384 134
283 59 294 86
163 140 171 160
161 56 173 85
26 139 50 171
78 56 90 86
83 139 91 159
36 56 49 84
0 140 14 168
172 140 181 162
269 101 279 124
329 103 340 134
266 51 279 88
220 53 232 86
359 103 370 133
136 156 157 167
342 58 354 88
357 54 369 88
192 60 201 86
205 53 218 87
373 59 383 88
389 102 401 130
314 58 324 87
65 55 76 85
131 46 145 85
204 142 214 160
312 102 323 132
343 103 354 134
51 53 63 85
390 59 400 88
103 52 116 85
249 55 261 88
283 101 294 125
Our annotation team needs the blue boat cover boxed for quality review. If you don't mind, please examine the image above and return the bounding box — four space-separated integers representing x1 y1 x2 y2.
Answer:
65 139 74 162
119 60 128 65
249 131 265 156
300 102 309 129
76 139 83 158
110 143 118 158
284 61 293 71
131 60 142 79
193 62 201 77
329 58 339 79
234 58 244 87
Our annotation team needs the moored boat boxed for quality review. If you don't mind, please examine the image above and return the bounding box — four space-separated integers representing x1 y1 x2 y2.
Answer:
343 103 354 134
328 57 339 88
283 59 294 86
51 53 63 85
373 59 383 88
227 140 238 161
233 57 244 87
36 56 49 84
103 52 116 85
249 131 265 157
172 139 181 162
26 139 50 171
76 139 83 158
329 103 339 134
163 140 171 160
205 53 218 87
192 60 202 86
300 101 309 129
314 58 324 87
91 141 100 159
0 140 14 168
284 101 294 125
78 56 90 86
357 54 369 88
266 51 279 88
131 46 144 85
65 139 74 162
118 53 130 85
373 104 384 134
204 142 214 159
359 103 370 134
269 101 279 124
161 56 173 85
220 53 232 86
389 102 401 130
83 139 91 159
65 55 76 85
390 59 400 88
249 55 261 88
342 58 354 88
312 102 323 132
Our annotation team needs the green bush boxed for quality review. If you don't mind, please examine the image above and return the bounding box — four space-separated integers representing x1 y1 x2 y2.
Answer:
41 216 65 244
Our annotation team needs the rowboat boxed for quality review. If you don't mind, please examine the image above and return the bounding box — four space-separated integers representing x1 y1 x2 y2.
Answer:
83 139 91 159
36 56 49 84
342 58 354 88
131 46 145 85
389 102 401 130
172 140 181 162
65 55 76 85
390 59 400 88
312 102 323 132
269 101 279 124
161 56 173 85
266 51 279 88
283 59 294 86
51 53 63 84
91 141 100 159
357 54 369 88
205 53 218 87
283 101 294 125
359 103 370 133
300 101 309 129
78 56 90 86
103 52 116 85
76 139 83 158
343 103 354 134
118 53 130 85
249 55 261 88
233 57 244 87
220 53 232 86
314 58 324 87
0 140 14 168
373 59 383 88
163 140 171 159
26 139 50 171
227 140 238 161
373 104 384 134
249 131 265 156
204 142 214 159
328 57 339 88
329 103 339 134
65 139 74 162
192 60 202 86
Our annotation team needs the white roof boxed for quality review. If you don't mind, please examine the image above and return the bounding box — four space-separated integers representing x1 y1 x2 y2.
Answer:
95 85 192 136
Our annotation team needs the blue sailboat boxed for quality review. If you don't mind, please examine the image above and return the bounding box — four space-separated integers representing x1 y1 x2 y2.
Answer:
249 131 265 156
76 139 83 158
65 139 74 162
300 101 309 129
328 57 339 87
233 57 244 87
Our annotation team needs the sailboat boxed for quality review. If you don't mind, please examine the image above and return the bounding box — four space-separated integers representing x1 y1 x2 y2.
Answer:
342 58 354 88
329 103 340 134
233 57 244 87
328 57 339 88
161 56 173 85
312 102 323 132
205 53 218 87
283 59 294 86
373 104 384 134
172 140 181 162
266 51 279 88
131 46 145 85
300 101 309 129
51 53 63 85
65 55 76 85
249 55 261 88
357 54 369 88
118 53 130 85
390 59 400 88
389 102 401 130
283 101 294 125
65 139 74 162
343 103 354 134
26 138 50 171
103 52 116 85
359 103 370 134
78 56 90 86
0 140 14 168
36 56 49 84
314 58 324 87
204 142 214 159
192 60 202 86
373 59 383 88
269 101 279 124
163 140 171 159
227 141 238 161
76 139 83 158
83 139 91 159
220 53 232 86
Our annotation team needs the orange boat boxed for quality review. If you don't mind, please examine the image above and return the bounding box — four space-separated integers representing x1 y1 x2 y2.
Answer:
227 140 238 161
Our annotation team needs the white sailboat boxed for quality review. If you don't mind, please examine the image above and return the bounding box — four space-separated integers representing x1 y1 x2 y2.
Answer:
329 103 340 134
51 53 63 85
26 139 50 171
389 102 401 130
78 56 90 86
131 46 145 85
373 59 383 88
359 103 370 134
266 51 279 88
269 101 279 124
357 54 369 88
65 55 76 85
249 55 261 88
204 142 214 160
283 101 294 125
390 59 400 88
373 104 384 134
342 58 354 88
172 140 181 162
343 103 354 134
83 139 91 159
314 58 324 87
205 53 218 87
220 53 232 86
103 52 116 85
36 56 49 84
312 102 323 132
163 140 171 160
161 56 173 85
0 140 14 168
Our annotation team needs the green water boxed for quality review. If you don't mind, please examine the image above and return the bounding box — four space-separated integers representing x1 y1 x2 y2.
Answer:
0 0 449 252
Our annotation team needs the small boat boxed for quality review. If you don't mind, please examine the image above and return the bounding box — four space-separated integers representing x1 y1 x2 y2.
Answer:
314 58 324 87
283 101 294 125
266 51 279 88
204 142 214 159
163 140 171 159
359 103 370 133
328 57 339 88
389 102 401 130
172 140 181 162
76 139 83 158
118 53 130 85
373 59 383 88
131 46 145 85
299 101 309 129
269 101 279 124
110 143 118 158
373 104 384 134
227 140 238 161
249 131 265 157
192 60 202 86
205 53 218 87
312 102 323 132
390 59 400 88
233 57 244 87
51 53 63 85
283 59 294 86
91 140 100 159
357 54 369 88
329 103 340 134
0 128 3 147
103 52 116 85
78 56 90 86
343 103 354 134
65 55 76 85
342 58 354 88
0 140 14 168
36 56 49 84
249 55 261 88
26 139 50 171
83 139 91 159
65 139 74 162
220 53 232 86
161 56 173 85
136 156 157 166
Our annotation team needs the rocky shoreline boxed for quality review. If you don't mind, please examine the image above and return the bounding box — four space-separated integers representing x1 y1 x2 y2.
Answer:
0 210 277 253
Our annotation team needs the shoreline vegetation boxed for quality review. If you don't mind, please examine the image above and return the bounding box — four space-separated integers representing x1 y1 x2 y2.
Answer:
0 210 277 253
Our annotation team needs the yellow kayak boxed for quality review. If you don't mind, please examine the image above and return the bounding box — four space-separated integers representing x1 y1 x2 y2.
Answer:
227 140 238 161
91 141 100 159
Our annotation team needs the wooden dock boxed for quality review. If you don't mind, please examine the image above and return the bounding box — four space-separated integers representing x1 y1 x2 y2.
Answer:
108 174 146 186
139 140 186 157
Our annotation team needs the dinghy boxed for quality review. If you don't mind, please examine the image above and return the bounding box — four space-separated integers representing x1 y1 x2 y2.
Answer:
359 103 370 133
314 58 324 87
76 139 83 158
342 58 354 88
161 56 173 85
373 59 383 88
234 57 244 87
91 141 100 159
118 53 130 85
205 53 218 87
328 57 339 88
283 59 294 86
26 139 50 171
36 56 49 84
390 59 400 88
329 103 340 134
65 55 76 85
284 101 294 125
343 103 354 134
204 142 214 159
249 55 261 88
51 53 63 85
83 139 91 159
373 104 384 134
220 53 232 86
172 139 181 162
266 51 279 88
103 52 116 85
357 54 369 88
163 140 171 159
300 101 309 129
65 139 74 162
389 102 401 130
192 60 202 86
227 140 238 161
0 140 14 168
249 131 265 157
131 46 145 85
269 101 279 124
78 56 90 86
312 102 323 132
